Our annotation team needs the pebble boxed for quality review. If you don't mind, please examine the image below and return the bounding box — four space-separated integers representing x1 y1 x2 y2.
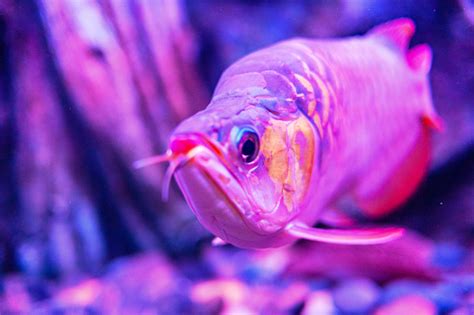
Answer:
431 242 467 269
302 290 335 315
449 307 474 315
55 279 102 307
381 279 431 304
2 276 32 313
374 294 437 315
332 278 380 313
427 282 464 313
449 292 474 315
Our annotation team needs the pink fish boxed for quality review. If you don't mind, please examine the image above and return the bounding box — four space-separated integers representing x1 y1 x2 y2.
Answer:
135 18 442 249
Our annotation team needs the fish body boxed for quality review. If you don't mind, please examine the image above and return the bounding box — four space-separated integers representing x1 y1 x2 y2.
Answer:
138 19 441 249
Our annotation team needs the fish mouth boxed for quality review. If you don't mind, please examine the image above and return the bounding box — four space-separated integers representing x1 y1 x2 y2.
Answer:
174 150 249 241
134 132 288 246
169 133 272 243
134 132 275 242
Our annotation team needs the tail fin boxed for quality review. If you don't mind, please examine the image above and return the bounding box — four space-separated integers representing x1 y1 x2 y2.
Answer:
368 18 415 51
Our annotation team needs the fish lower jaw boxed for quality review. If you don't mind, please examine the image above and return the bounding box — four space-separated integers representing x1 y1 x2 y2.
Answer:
245 214 285 234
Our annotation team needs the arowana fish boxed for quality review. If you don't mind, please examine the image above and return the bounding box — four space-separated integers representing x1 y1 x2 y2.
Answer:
135 18 442 249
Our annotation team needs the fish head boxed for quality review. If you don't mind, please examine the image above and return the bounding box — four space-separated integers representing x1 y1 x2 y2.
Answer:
166 93 317 248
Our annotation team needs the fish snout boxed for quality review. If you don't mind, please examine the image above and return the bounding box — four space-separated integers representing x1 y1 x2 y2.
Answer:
169 134 202 156
170 132 224 160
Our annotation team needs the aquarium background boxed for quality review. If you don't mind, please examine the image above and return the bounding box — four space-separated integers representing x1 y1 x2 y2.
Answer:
0 0 473 314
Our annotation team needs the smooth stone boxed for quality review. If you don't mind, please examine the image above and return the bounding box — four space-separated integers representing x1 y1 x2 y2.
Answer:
333 278 380 313
431 242 467 269
302 290 335 315
381 279 431 304
374 294 437 315
427 282 464 313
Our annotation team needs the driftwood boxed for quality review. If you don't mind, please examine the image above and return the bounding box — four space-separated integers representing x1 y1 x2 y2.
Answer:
0 0 208 277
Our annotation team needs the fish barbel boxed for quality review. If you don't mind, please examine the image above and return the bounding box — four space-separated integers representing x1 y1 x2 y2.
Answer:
135 18 442 249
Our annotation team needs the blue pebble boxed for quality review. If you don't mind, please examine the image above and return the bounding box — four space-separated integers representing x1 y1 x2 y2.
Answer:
427 282 464 313
431 242 467 269
308 279 331 291
240 265 264 284
381 279 431 304
450 275 474 293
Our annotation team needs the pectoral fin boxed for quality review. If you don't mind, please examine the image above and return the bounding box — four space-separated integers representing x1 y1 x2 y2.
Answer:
286 223 404 245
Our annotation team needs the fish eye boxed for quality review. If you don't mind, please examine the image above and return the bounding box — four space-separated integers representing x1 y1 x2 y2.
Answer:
237 128 260 164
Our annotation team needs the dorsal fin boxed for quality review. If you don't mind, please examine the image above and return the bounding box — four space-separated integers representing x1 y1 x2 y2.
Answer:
368 18 415 51
407 44 432 74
